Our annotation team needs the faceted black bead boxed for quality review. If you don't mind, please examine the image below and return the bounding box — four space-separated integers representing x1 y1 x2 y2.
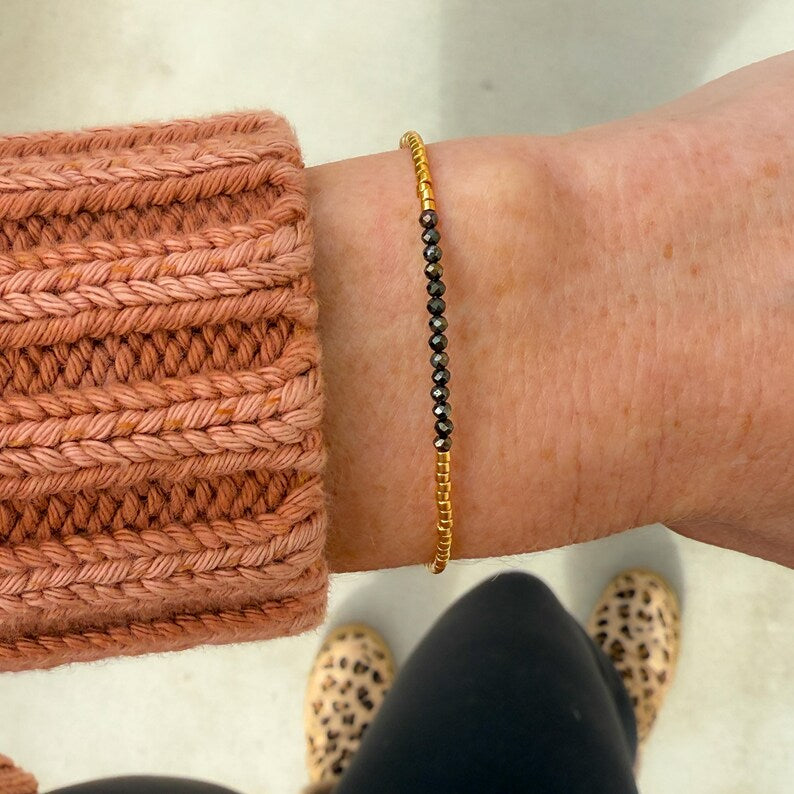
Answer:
419 209 438 228
429 333 448 352
424 261 443 280
433 402 451 420
435 418 454 437
429 315 448 333
423 244 442 263
434 435 452 452
432 367 451 386
427 296 446 315
421 227 441 245
431 385 449 402
426 279 446 298
430 351 449 369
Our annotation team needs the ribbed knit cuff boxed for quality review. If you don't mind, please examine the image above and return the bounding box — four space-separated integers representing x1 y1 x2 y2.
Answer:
0 111 328 671
0 754 37 793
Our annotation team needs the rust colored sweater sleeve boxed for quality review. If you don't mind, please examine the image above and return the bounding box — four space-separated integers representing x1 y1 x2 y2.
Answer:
0 111 328 672
0 754 37 794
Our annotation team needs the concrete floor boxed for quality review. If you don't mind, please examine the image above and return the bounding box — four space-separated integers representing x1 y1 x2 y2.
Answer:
0 2 792 792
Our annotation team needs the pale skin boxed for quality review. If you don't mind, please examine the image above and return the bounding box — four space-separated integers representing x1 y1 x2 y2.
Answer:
307 51 794 574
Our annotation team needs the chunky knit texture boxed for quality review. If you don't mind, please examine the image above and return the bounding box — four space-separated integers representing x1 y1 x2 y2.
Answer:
0 754 37 793
0 111 328 674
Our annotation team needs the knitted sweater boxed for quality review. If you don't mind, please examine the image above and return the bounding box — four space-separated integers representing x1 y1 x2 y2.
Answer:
0 111 328 681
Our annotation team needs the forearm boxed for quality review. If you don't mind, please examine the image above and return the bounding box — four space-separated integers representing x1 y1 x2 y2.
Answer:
309 85 794 572
560 116 793 567
307 135 676 572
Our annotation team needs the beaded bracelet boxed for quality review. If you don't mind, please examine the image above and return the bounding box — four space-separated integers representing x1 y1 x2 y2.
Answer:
399 131 453 574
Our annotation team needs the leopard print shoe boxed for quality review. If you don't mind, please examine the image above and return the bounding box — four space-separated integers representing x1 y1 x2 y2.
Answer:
586 568 681 746
304 622 396 788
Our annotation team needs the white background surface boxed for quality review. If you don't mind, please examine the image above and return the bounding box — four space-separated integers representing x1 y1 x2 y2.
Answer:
0 2 792 792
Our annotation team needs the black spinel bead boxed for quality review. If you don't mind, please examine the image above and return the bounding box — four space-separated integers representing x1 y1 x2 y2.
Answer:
430 351 449 369
432 368 451 386
426 279 446 298
431 385 449 402
427 296 446 315
423 244 442 263
429 333 448 352
419 209 438 228
421 227 441 245
433 402 451 420
424 261 443 280
429 315 448 333
434 435 452 452
435 418 454 437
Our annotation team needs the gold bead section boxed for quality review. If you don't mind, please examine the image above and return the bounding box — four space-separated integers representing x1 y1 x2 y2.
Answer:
400 130 436 211
429 524 453 574
430 449 453 573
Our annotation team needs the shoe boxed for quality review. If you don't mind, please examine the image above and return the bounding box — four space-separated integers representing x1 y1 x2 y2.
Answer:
304 622 395 786
586 568 681 745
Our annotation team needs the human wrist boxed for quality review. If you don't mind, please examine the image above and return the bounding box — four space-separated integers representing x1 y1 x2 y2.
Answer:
312 55 793 572
307 133 668 571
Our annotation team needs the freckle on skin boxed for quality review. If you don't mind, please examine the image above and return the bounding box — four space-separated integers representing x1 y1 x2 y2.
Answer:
628 293 638 306
762 161 780 179
741 412 753 435
690 264 700 277
663 242 673 259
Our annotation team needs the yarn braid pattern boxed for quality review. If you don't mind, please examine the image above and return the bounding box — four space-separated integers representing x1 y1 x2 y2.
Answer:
0 111 328 673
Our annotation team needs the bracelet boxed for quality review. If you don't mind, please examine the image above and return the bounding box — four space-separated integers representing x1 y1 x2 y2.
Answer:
399 131 453 574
